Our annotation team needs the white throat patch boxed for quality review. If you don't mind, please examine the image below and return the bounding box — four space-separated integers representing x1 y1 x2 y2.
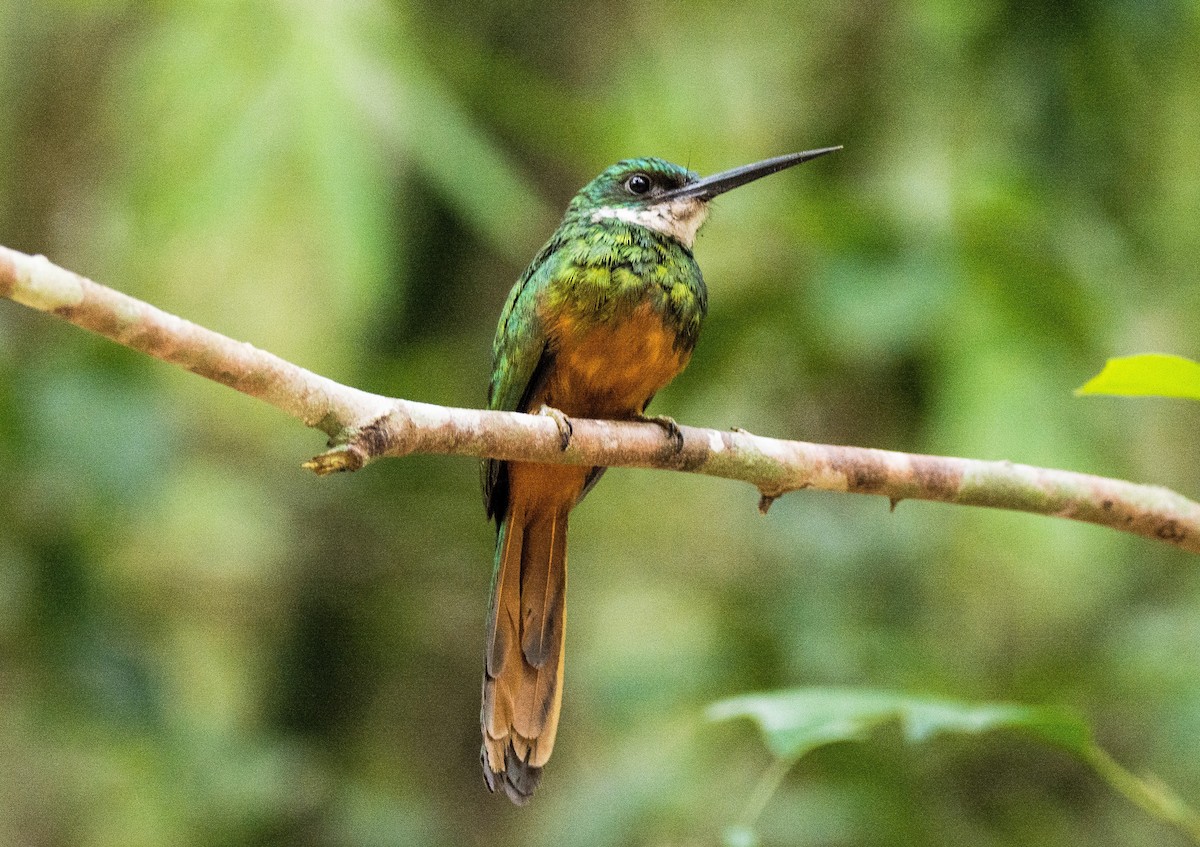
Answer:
590 198 709 249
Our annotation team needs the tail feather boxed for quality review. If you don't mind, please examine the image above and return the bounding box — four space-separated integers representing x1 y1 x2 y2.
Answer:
480 499 568 804
484 509 523 679
520 507 567 669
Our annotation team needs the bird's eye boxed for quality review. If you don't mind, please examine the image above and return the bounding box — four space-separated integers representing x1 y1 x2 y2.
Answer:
625 173 653 195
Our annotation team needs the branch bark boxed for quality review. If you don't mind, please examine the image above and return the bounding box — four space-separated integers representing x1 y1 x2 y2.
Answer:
3 244 1198 555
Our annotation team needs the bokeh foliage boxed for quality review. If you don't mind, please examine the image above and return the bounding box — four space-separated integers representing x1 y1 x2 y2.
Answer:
1 0 1199 844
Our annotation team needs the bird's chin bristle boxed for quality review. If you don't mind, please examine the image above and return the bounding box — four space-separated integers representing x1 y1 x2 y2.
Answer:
481 741 543 805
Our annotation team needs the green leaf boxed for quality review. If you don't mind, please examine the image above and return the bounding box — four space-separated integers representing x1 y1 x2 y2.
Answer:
710 688 1200 845
1076 354 1200 400
707 687 1091 761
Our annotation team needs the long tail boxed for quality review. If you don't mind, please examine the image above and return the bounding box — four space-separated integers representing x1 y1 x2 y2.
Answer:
480 495 569 804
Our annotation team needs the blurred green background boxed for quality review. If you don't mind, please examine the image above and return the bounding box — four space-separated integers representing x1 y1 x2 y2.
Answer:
2 0 1199 844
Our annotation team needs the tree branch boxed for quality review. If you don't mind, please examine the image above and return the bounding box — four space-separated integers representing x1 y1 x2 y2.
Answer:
3 244 1198 555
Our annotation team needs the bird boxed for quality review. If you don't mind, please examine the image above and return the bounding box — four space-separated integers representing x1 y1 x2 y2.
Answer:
480 146 840 804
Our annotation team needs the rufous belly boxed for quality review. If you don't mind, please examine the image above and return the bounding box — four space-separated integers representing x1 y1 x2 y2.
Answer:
539 301 691 420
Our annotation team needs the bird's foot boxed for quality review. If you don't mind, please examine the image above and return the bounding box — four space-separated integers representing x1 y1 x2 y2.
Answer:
535 404 574 450
638 414 684 453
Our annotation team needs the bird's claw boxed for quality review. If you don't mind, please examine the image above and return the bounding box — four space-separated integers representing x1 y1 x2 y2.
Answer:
640 414 684 453
536 404 574 450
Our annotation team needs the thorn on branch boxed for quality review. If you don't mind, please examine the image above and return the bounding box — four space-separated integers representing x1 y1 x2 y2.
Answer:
758 492 777 515
890 497 902 512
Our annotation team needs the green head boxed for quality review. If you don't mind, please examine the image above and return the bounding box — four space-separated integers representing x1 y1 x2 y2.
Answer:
564 147 842 249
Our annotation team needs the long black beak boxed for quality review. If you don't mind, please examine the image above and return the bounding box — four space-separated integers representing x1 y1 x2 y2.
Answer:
659 146 842 202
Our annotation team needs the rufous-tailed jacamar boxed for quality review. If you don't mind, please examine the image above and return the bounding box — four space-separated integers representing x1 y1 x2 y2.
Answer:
480 147 840 803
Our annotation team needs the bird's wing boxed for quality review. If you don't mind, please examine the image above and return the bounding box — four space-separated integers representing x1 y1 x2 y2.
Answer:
482 239 562 522
488 259 555 413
